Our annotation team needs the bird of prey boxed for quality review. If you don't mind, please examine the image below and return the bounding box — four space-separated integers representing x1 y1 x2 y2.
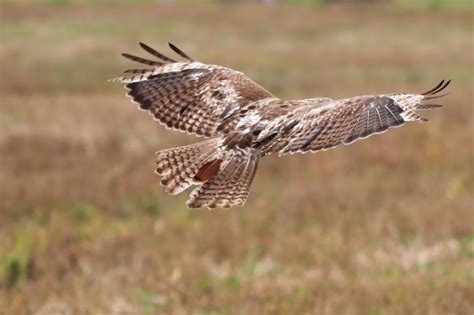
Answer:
113 42 450 209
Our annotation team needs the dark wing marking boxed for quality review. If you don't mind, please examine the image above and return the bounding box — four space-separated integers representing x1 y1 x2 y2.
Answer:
168 42 194 61
275 91 443 156
121 53 163 66
139 42 177 63
115 43 274 138
421 79 451 95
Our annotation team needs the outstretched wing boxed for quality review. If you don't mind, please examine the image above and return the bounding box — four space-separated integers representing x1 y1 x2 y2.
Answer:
262 80 450 155
112 43 274 137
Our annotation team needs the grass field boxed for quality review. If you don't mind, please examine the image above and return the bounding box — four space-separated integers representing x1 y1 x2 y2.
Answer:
1 3 473 315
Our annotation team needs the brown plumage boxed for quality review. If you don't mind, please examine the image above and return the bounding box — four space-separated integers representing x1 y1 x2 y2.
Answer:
113 42 451 209
194 160 222 183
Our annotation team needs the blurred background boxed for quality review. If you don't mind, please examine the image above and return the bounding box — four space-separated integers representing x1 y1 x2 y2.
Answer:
1 1 473 314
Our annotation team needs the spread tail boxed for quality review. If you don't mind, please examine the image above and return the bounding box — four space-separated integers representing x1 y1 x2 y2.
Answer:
155 139 260 209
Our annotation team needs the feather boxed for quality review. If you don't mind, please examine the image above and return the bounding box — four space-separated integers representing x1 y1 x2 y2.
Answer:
194 159 222 182
300 120 328 151
169 42 194 61
421 79 451 95
123 68 155 74
139 42 177 63
417 103 443 110
423 93 449 100
121 53 163 66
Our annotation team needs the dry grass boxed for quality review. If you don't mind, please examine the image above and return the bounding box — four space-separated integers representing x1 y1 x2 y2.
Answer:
1 3 473 315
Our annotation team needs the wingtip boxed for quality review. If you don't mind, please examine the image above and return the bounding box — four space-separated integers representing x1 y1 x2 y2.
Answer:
439 79 452 93
138 42 151 51
168 42 194 61
421 79 452 96
138 42 177 63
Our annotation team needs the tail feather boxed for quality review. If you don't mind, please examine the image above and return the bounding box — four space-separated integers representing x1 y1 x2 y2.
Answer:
188 152 243 208
194 159 222 182
155 139 260 208
186 147 260 209
155 138 221 195
227 151 260 206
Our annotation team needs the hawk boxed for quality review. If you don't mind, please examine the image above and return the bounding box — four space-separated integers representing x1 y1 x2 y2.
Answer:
113 42 450 209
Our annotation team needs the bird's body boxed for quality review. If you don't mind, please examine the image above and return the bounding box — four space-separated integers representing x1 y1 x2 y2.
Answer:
113 43 450 209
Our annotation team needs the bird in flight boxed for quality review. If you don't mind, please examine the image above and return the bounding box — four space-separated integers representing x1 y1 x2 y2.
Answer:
113 43 450 209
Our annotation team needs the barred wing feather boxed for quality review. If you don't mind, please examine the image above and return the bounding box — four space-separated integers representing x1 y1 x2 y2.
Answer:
274 80 450 155
112 43 274 138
